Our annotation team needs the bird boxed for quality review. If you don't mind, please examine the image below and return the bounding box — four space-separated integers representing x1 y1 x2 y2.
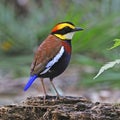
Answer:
24 21 83 101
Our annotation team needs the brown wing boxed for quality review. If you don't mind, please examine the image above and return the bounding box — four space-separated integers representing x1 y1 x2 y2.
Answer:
30 35 62 75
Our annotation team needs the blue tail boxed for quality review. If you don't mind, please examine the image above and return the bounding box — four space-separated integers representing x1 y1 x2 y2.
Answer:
24 75 38 91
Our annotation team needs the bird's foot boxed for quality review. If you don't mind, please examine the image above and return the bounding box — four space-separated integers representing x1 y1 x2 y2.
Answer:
43 94 49 104
55 94 61 100
43 94 62 103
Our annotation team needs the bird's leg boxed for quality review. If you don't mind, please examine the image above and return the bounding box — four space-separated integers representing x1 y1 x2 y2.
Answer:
50 79 60 99
40 78 47 103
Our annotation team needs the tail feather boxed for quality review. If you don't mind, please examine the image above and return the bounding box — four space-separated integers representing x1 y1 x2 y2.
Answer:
24 75 38 91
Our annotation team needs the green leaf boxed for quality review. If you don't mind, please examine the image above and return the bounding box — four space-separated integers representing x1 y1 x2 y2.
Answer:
109 39 120 50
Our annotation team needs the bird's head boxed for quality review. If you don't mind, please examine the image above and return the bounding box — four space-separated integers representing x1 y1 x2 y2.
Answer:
51 22 83 40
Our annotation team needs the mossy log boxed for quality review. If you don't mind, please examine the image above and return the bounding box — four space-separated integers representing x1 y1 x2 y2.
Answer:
0 96 120 120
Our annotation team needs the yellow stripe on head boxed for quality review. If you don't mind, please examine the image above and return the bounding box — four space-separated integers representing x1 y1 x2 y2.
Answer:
52 22 75 33
57 23 75 30
54 34 65 40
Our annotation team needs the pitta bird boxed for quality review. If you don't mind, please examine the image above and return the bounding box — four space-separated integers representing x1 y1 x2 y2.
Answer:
24 22 83 100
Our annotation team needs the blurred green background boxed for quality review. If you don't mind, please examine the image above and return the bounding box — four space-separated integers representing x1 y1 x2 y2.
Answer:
0 0 120 104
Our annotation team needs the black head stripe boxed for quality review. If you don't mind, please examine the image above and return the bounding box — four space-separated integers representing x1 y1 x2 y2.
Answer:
52 26 73 35
57 21 74 26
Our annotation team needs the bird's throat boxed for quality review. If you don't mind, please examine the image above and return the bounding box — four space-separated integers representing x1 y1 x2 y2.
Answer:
54 32 75 40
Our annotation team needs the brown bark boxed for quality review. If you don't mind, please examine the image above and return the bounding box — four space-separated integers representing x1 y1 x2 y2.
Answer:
0 96 120 120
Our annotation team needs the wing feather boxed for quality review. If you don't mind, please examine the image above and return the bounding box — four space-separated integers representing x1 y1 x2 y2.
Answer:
30 35 62 75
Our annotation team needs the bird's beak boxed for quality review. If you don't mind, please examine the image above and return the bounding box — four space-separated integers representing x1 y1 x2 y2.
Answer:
73 27 84 32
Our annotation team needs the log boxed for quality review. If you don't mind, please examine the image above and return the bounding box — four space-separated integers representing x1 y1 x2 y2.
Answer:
0 96 120 120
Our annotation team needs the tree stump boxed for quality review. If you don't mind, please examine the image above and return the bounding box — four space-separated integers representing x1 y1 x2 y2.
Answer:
0 96 120 120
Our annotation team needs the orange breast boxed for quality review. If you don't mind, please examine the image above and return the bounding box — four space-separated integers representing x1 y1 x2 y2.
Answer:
62 41 71 54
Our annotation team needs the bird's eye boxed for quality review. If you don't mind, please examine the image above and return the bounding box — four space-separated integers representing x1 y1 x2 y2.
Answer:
51 26 72 35
63 26 71 33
